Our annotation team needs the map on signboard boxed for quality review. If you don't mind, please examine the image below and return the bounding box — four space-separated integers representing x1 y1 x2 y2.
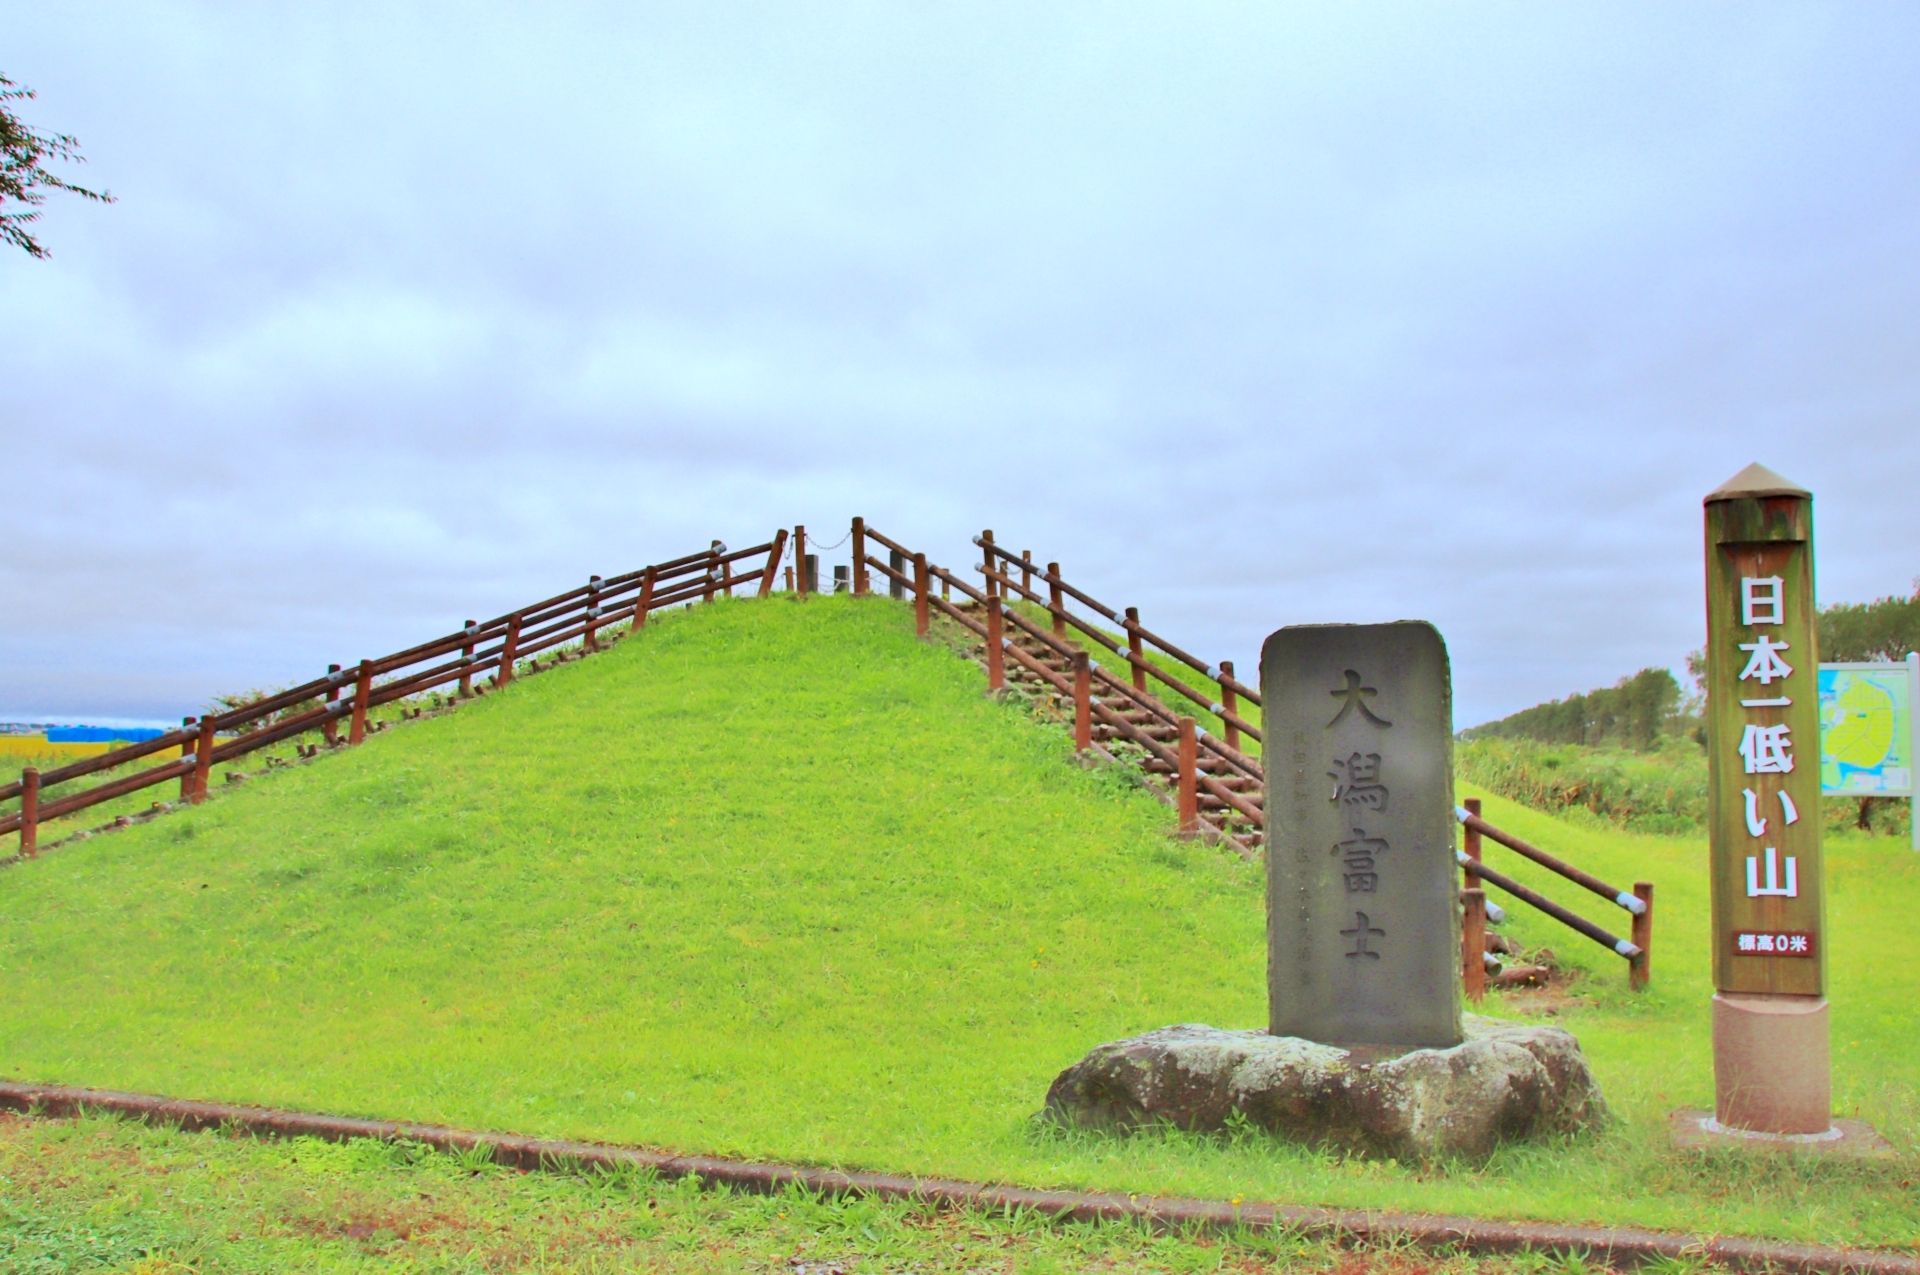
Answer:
1818 666 1913 796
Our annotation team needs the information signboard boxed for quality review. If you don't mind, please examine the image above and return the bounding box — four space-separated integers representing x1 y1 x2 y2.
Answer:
1818 653 1920 850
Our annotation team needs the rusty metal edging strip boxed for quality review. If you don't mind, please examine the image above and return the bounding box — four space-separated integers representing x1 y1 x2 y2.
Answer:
0 1082 1910 1274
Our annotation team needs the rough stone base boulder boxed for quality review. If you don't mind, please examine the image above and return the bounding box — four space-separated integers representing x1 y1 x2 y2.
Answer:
1044 1015 1605 1160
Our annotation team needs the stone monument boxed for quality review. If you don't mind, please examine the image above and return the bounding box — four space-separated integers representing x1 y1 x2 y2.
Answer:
1045 619 1605 1158
1263 622 1460 1048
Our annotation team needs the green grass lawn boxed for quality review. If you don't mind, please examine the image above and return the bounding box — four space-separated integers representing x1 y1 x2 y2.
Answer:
0 1112 1511 1275
0 594 1914 1250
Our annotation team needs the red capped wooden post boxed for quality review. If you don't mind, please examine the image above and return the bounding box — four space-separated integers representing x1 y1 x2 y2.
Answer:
1219 659 1241 752
459 622 476 697
348 659 374 744
180 716 199 799
913 553 930 637
1463 887 1488 1003
1126 607 1147 691
497 615 521 686
985 593 1005 691
1463 796 1483 890
1630 881 1654 992
794 526 808 599
1177 715 1199 833
636 567 656 629
1073 652 1092 752
18 767 39 858
852 518 868 596
980 529 996 599
191 713 216 803
586 577 603 649
1046 563 1066 637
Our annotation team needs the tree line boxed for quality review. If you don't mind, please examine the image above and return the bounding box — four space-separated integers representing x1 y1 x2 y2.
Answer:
1468 582 1920 754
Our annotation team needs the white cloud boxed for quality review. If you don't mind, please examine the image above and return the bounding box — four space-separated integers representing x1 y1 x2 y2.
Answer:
2 1 1917 723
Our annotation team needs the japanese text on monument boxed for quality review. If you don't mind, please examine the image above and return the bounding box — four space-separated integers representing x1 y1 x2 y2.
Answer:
1735 573 1802 912
1328 670 1392 960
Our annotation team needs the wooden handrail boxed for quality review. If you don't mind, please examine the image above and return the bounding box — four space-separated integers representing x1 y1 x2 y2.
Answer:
1455 808 1645 915
1459 854 1641 959
5 534 787 857
972 535 1261 707
974 560 1264 739
1454 805 1654 990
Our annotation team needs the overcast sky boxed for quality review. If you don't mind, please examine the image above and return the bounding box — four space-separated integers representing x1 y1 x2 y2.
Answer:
4 3 1917 729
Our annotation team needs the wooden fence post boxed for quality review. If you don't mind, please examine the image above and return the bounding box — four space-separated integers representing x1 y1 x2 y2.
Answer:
348 659 374 745
981 530 996 599
323 669 342 745
913 553 930 637
1463 887 1488 1003
784 566 794 592
191 714 216 803
1020 550 1033 600
704 543 720 603
795 526 808 599
757 529 788 598
1219 659 1240 752
636 568 656 629
497 615 522 686
586 577 603 649
1177 716 1199 834
180 716 199 799
1462 796 1482 889
1630 881 1654 991
18 767 38 858
459 622 476 698
889 549 905 600
986 593 1005 691
1073 652 1092 752
1047 563 1066 637
1126 607 1147 691
852 518 868 596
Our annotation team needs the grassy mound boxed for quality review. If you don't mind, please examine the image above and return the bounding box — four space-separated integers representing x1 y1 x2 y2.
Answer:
0 594 1916 1246
0 595 1260 1167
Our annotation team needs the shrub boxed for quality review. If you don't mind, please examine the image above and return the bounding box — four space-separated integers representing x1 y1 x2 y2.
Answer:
1456 736 1706 834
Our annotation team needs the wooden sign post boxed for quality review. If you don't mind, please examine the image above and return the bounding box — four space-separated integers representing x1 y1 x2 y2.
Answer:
1703 464 1830 1137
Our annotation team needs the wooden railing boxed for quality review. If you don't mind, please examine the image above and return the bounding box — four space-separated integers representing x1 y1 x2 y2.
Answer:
854 518 1266 856
853 517 1655 992
12 513 1656 998
2 532 789 858
1456 797 1653 994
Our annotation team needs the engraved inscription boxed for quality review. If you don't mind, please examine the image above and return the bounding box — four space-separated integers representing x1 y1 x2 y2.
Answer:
1329 751 1388 811
1341 911 1385 960
1327 670 1392 728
